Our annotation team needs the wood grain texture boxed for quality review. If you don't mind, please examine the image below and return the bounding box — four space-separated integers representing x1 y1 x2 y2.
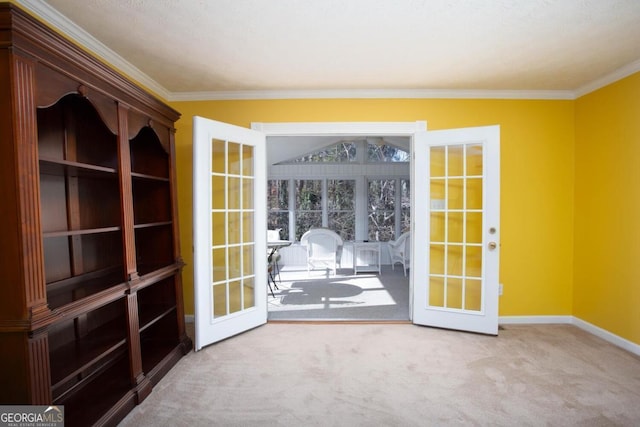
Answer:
1 4 191 424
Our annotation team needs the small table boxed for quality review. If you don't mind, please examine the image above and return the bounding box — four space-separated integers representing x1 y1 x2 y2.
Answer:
353 241 381 274
268 240 292 252
267 240 291 279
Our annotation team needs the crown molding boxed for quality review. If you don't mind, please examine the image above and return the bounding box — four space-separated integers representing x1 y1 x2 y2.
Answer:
15 0 171 101
574 59 640 98
168 88 575 102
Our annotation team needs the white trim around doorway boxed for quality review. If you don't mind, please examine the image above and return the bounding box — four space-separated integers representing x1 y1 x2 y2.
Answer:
251 121 427 136
253 121 427 323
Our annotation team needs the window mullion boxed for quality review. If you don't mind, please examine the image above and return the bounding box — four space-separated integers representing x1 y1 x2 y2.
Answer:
395 178 401 239
356 176 366 241
288 178 295 241
322 178 328 227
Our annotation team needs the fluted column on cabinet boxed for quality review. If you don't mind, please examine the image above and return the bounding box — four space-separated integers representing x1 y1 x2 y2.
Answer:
125 292 151 403
27 329 52 404
117 103 139 282
11 56 49 322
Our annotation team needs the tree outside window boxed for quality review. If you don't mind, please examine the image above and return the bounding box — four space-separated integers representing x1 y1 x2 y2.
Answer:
400 178 411 234
328 179 355 241
368 179 396 241
367 142 410 162
295 179 322 240
291 142 356 163
267 179 289 240
368 178 410 241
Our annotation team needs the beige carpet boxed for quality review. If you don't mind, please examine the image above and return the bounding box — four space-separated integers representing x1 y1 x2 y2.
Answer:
119 323 640 426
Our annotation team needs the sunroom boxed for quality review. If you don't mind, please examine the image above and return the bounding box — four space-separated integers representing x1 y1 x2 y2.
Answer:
266 136 411 271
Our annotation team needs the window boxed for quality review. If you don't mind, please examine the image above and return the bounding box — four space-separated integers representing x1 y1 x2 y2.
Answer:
267 179 289 240
327 179 355 241
268 179 356 241
399 178 411 234
368 178 410 241
367 141 409 163
280 139 408 164
288 142 356 163
368 179 395 241
295 179 322 239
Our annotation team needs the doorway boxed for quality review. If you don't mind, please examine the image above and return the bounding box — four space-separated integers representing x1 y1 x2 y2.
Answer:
255 122 425 322
264 133 414 321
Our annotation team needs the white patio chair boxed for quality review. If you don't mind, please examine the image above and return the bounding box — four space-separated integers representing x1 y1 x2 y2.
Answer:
300 228 343 276
388 231 410 276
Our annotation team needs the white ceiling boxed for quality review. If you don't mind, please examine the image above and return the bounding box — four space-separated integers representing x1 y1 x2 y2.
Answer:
18 0 640 101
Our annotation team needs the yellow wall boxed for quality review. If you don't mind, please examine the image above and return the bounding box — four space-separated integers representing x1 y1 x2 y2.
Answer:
574 72 640 344
170 98 576 318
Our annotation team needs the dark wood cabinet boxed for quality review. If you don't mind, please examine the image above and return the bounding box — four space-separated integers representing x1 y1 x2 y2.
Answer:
0 4 192 425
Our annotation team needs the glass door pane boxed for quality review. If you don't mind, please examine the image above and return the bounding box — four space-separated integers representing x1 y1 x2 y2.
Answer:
428 143 484 312
210 139 256 318
193 117 267 350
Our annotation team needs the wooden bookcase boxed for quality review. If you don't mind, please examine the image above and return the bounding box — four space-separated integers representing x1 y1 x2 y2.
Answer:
0 4 192 425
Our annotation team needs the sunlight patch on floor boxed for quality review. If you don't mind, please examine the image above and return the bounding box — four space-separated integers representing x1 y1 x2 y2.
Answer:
268 268 397 312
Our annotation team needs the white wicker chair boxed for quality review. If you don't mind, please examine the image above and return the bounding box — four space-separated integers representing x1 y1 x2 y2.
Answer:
300 228 343 276
387 232 410 276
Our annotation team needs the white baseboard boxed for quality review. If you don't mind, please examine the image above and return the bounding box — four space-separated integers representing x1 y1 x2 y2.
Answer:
499 315 573 324
186 313 639 357
571 317 640 357
499 315 640 357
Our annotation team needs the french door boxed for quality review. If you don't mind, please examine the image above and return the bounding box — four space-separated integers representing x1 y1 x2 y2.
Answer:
192 120 499 348
193 117 267 350
412 126 500 335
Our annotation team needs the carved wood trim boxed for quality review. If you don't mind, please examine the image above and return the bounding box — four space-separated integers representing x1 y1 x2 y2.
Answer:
168 128 181 263
28 329 52 403
6 4 180 124
125 293 143 386
117 103 138 280
12 54 49 321
149 120 171 153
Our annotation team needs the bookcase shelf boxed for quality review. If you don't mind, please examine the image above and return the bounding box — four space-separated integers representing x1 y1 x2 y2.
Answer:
39 158 118 176
48 298 128 397
140 310 180 375
56 354 131 427
130 126 170 179
138 277 177 328
43 231 125 310
0 4 192 425
135 224 176 276
132 176 172 224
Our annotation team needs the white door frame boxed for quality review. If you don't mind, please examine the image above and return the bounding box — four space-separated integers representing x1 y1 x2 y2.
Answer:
251 122 427 137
